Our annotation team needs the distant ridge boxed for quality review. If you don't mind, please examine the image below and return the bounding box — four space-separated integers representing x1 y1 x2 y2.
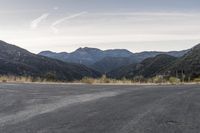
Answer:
39 47 188 73
39 47 133 66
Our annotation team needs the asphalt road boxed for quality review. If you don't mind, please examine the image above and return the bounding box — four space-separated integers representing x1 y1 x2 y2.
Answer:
0 83 200 133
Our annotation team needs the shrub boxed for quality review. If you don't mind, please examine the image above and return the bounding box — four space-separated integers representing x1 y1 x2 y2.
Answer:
133 75 144 83
81 77 95 84
45 72 57 81
99 75 110 83
152 76 165 84
169 77 181 84
193 77 200 83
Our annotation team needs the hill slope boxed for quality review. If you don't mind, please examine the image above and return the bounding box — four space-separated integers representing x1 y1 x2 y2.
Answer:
108 54 177 79
91 57 137 73
0 40 101 81
167 44 200 80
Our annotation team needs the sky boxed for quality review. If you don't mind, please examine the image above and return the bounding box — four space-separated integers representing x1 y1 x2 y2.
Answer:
0 0 200 53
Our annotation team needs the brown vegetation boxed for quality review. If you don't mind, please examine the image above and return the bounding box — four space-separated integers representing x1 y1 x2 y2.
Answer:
0 75 199 85
80 75 198 85
0 75 50 83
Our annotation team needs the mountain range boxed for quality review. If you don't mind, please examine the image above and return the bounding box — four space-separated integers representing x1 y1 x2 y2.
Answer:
39 47 188 73
0 40 100 81
1 39 200 81
39 48 133 66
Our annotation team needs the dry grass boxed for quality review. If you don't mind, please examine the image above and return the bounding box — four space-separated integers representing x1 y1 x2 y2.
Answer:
80 75 133 84
1 75 199 85
0 75 48 83
80 75 193 85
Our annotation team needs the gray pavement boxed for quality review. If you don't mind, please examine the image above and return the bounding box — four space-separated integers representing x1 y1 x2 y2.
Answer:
0 83 200 133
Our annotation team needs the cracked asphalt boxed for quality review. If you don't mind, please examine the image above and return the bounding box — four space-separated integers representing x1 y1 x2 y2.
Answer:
0 83 200 133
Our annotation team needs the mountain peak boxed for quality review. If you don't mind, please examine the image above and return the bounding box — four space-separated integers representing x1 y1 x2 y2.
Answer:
39 51 55 54
75 47 102 53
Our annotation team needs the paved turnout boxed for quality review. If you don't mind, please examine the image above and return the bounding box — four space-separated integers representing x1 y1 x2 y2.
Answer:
0 83 200 133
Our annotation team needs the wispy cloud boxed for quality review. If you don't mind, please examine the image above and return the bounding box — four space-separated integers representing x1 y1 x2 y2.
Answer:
30 13 49 29
51 12 87 33
93 12 200 17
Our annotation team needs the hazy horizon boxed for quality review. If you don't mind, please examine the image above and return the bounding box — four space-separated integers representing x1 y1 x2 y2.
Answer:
1 0 200 53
